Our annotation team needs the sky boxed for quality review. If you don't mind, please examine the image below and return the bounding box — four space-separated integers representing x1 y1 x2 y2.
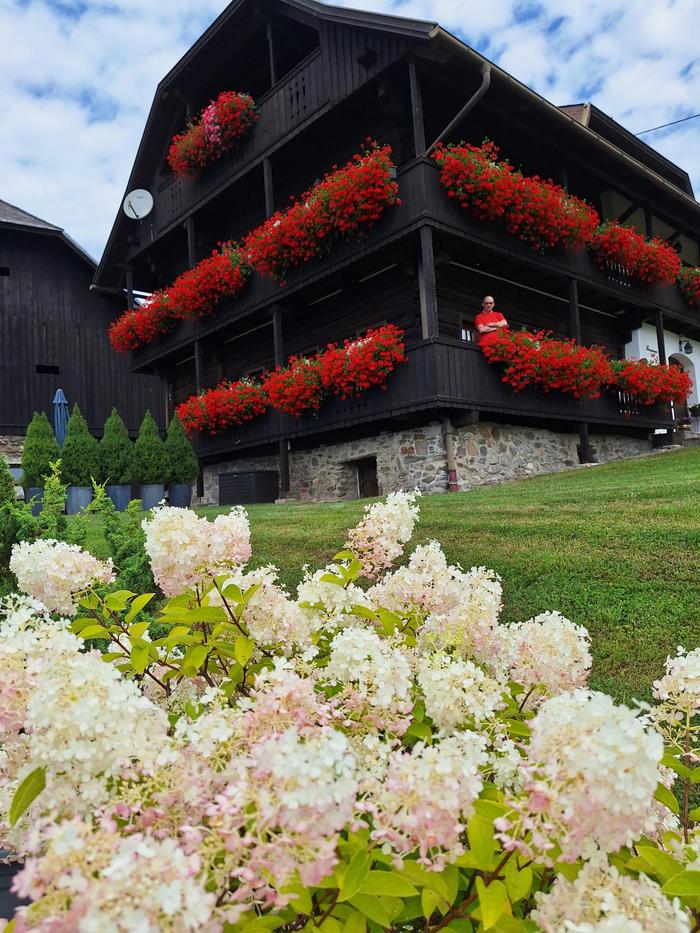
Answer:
1 0 699 262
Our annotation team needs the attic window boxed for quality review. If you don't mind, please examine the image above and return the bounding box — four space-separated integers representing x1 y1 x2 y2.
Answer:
36 364 60 375
356 47 378 69
0 266 9 276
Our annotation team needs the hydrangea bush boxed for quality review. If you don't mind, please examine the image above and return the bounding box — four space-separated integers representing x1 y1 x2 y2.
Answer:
2 492 700 931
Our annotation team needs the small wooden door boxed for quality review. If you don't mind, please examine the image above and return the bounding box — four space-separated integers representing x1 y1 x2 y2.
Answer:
356 458 379 498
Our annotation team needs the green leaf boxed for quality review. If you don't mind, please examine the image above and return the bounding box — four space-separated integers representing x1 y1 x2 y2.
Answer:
129 620 150 640
104 589 135 611
504 862 532 902
342 913 366 933
661 751 693 779
234 635 255 667
125 592 155 623
691 768 700 785
476 878 508 931
78 624 111 639
504 719 530 738
10 767 46 825
421 888 440 920
130 642 150 674
319 918 341 933
662 871 700 896
358 871 418 897
634 846 684 883
654 782 680 814
406 721 433 742
688 807 700 821
445 921 473 933
279 883 312 914
339 850 371 902
320 573 345 586
182 644 210 674
400 862 450 901
467 816 496 867
348 894 392 927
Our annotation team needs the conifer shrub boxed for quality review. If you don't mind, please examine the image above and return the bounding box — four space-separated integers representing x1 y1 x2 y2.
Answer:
61 405 98 486
164 413 198 485
0 455 15 504
21 412 60 487
97 408 134 485
133 411 168 485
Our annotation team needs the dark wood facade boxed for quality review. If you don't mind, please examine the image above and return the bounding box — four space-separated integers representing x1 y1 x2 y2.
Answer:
0 204 163 438
95 0 700 485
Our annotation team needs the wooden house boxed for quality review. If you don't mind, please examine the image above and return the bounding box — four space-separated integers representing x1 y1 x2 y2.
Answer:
93 0 700 502
0 199 162 472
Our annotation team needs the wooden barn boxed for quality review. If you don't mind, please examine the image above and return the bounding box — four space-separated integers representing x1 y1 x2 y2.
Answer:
0 199 163 472
94 0 700 503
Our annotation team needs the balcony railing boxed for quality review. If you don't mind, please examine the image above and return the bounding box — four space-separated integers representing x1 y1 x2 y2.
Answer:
149 49 329 237
193 339 672 459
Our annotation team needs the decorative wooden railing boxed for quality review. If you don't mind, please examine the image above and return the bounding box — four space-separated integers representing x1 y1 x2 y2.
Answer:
192 339 672 459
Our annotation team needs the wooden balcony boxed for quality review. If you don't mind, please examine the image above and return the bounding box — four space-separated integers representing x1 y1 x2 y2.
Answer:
147 49 329 239
193 339 672 460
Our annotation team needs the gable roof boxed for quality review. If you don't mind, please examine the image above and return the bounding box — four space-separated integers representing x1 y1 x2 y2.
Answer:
0 198 96 267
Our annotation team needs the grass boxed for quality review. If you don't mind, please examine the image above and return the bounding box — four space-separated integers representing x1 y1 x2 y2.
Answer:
85 448 700 705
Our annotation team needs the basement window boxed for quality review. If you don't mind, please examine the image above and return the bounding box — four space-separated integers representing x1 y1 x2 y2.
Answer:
0 266 9 276
35 364 60 375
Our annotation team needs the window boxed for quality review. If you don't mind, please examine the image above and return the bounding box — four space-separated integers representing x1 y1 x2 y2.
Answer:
35 364 60 375
0 267 9 277
459 319 476 343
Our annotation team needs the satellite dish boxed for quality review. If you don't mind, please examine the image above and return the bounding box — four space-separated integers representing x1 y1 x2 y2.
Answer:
122 189 154 220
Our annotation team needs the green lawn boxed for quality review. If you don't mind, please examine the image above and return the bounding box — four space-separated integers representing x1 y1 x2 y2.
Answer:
87 448 700 704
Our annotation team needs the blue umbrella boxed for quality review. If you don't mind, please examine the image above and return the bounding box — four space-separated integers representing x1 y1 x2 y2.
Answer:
52 388 69 447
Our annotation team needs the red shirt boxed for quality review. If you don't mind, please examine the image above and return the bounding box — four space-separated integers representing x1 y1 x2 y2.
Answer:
474 310 508 348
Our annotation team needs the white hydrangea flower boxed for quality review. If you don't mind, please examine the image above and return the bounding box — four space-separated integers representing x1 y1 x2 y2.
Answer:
324 625 413 711
502 611 592 703
10 539 115 615
346 489 420 579
417 653 505 732
532 857 690 931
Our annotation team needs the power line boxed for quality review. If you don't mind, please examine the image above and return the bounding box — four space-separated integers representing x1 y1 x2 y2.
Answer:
636 112 700 136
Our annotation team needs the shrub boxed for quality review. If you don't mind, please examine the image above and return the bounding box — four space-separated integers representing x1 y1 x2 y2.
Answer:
97 408 134 485
133 411 168 485
0 455 15 504
164 413 198 484
60 405 98 486
89 484 155 593
21 412 60 487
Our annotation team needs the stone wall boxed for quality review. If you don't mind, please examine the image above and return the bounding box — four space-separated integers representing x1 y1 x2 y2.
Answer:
202 422 652 504
0 435 24 467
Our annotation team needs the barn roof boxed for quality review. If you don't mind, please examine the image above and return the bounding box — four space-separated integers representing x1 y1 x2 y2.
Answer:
0 197 96 267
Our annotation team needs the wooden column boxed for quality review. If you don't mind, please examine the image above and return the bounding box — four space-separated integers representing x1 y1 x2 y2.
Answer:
266 22 277 86
418 226 439 339
569 278 592 463
272 308 290 497
194 339 202 394
125 266 134 310
263 158 275 218
408 60 426 157
185 216 197 267
655 309 667 364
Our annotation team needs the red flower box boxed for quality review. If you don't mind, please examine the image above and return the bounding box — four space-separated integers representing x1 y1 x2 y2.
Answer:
167 91 259 178
589 222 681 287
110 144 399 353
678 266 700 307
483 328 692 406
176 326 406 435
433 141 599 253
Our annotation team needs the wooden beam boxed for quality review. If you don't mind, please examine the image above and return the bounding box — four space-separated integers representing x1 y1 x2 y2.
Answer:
617 202 641 226
125 266 134 310
408 60 426 157
271 306 290 496
655 309 667 364
185 216 197 267
418 227 439 339
266 22 276 86
194 339 202 394
263 158 274 218
569 278 591 463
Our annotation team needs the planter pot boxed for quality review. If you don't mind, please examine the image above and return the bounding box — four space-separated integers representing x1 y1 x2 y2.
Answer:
139 484 165 511
106 484 132 512
168 483 193 508
0 852 28 920
66 486 92 515
24 487 43 516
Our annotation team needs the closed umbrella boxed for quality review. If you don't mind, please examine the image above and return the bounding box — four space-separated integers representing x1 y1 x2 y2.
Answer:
52 388 69 447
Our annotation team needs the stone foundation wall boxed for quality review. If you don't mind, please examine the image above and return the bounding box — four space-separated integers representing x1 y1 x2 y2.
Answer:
202 422 652 504
0 435 24 467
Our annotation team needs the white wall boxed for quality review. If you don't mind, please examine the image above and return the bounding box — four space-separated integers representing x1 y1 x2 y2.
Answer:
625 324 699 407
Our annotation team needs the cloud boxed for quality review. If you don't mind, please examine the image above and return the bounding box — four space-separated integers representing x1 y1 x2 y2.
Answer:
1 0 698 262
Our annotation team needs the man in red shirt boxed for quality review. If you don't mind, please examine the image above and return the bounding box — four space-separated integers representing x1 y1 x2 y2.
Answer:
474 295 509 349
